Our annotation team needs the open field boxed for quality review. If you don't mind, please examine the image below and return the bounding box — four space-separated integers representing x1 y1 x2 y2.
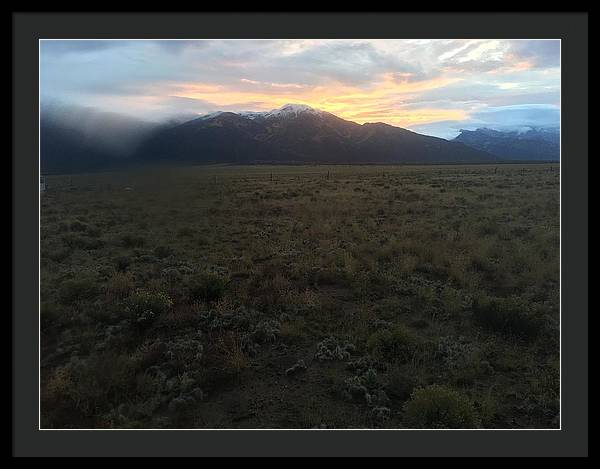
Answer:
40 164 560 429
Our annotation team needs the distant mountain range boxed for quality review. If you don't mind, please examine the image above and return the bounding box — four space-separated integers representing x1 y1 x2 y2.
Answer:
134 104 494 166
40 103 560 173
453 127 560 161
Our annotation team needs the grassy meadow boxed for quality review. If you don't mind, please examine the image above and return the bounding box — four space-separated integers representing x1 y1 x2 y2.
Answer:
40 164 560 429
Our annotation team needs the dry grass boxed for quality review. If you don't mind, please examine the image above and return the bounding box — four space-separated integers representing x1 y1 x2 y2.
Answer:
40 163 560 429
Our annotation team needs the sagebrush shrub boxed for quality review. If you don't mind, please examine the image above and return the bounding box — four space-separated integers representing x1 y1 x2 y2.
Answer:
105 272 135 300
403 384 479 428
315 336 356 361
367 325 418 362
189 273 226 303
250 319 281 344
220 332 250 373
125 290 173 327
45 353 137 417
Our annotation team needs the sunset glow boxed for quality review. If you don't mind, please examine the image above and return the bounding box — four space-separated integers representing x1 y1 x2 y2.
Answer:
40 39 560 138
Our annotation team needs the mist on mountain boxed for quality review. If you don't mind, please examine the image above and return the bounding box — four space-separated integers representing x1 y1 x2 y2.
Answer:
40 103 509 173
40 103 187 173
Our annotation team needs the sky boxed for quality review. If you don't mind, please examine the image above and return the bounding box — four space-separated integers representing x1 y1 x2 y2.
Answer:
40 39 560 139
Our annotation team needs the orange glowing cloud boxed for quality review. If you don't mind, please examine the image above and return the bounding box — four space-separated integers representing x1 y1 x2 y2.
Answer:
40 39 561 138
168 74 467 128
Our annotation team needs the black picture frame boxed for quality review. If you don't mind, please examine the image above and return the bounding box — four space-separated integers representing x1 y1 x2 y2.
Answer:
12 12 588 457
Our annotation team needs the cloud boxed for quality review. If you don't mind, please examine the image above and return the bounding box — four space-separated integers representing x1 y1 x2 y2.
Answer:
275 41 429 86
41 101 159 156
471 104 560 128
40 39 561 138
508 40 560 68
40 40 129 56
410 104 560 139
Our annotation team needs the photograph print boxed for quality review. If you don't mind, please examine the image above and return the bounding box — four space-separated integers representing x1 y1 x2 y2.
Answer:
39 38 561 429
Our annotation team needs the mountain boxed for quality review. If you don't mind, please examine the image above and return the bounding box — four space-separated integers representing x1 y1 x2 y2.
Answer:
453 127 560 161
135 104 496 165
41 104 499 173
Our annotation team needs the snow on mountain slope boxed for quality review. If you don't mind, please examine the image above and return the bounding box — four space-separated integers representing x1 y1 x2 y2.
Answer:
261 104 324 118
202 104 325 121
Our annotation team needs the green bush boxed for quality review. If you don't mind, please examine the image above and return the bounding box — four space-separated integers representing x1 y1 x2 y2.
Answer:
403 384 479 428
45 352 138 418
472 295 542 339
125 290 173 327
105 272 135 300
59 277 99 304
189 273 226 303
367 325 418 362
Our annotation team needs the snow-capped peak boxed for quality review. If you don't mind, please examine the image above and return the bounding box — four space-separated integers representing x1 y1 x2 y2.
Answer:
200 104 324 121
265 103 320 117
241 104 323 120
